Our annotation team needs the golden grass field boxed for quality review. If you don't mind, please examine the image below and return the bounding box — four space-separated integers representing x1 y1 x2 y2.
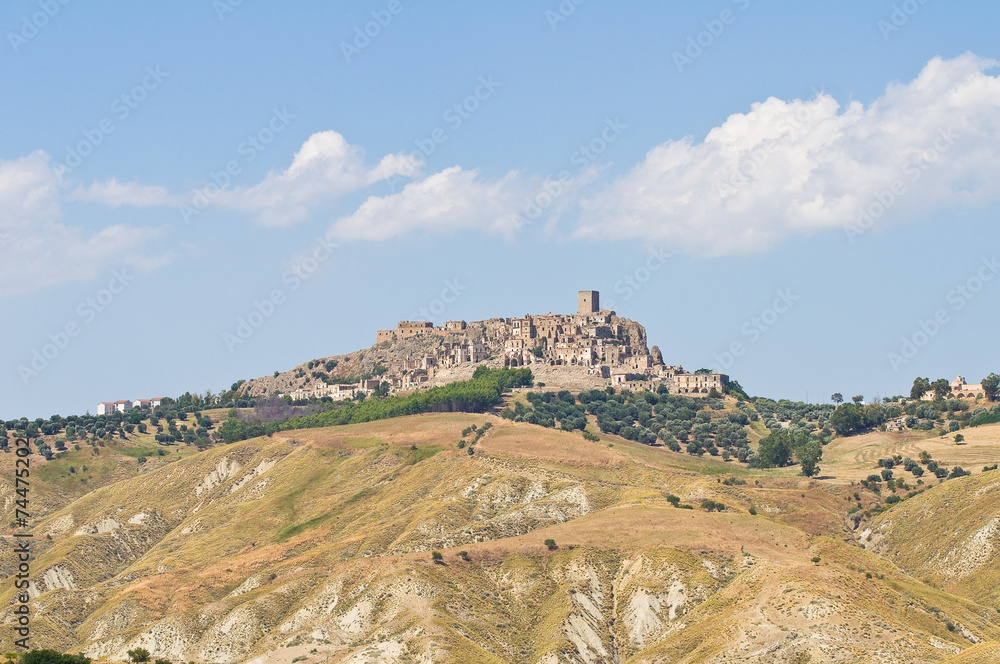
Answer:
0 404 998 663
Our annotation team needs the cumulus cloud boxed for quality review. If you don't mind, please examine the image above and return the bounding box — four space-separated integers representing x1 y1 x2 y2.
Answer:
210 131 418 226
575 54 1000 255
327 166 528 242
0 153 167 298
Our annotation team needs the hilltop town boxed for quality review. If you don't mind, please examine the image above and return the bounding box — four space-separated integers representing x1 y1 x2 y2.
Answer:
238 290 730 402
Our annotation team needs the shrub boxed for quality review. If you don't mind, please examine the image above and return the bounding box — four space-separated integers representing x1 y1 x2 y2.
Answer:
22 652 92 664
666 494 681 507
431 551 443 562
127 649 151 663
544 538 557 550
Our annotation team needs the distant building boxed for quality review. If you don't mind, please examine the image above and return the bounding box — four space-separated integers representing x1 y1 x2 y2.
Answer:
922 375 986 401
577 290 599 315
96 397 164 415
885 417 906 432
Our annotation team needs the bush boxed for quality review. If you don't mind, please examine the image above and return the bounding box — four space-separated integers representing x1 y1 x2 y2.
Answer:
127 649 151 663
431 551 443 561
544 538 557 550
666 494 681 507
700 499 725 512
22 652 92 664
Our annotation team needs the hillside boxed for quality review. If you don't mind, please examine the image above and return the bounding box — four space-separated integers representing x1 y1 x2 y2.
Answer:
3 410 1000 663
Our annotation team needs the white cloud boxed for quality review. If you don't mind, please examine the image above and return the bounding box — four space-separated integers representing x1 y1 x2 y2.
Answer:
327 166 527 242
71 178 176 208
0 151 61 232
575 54 1000 255
0 153 168 298
211 131 418 226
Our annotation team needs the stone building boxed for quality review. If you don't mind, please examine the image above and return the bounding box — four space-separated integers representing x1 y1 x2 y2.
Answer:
922 375 986 400
578 290 599 315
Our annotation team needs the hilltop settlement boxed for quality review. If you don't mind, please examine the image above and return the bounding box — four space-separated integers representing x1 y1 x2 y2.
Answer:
233 290 730 403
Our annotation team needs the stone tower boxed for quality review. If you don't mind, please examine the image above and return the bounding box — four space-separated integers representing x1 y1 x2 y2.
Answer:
578 290 599 315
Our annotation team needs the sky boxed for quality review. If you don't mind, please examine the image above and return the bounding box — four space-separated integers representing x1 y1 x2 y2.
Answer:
2 0 999 419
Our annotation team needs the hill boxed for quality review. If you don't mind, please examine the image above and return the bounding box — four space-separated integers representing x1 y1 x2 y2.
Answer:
3 409 1000 663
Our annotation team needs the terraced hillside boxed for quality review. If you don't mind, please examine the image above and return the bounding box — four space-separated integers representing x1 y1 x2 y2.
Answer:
2 412 999 663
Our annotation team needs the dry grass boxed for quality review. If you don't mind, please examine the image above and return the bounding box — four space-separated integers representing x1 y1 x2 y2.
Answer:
2 411 998 663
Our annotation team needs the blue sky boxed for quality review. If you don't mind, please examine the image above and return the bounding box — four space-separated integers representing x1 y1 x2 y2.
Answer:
2 0 999 419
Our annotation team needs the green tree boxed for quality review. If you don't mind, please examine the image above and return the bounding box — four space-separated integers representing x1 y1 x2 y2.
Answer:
798 443 822 477
954 433 965 443
830 393 843 404
851 395 864 404
544 538 557 550
982 372 1000 402
127 650 151 663
756 430 792 468
931 378 951 400
910 377 931 400
830 403 863 436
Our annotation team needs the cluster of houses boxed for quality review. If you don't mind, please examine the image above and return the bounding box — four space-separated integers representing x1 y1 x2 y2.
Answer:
284 380 384 402
95 398 166 416
279 290 730 402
